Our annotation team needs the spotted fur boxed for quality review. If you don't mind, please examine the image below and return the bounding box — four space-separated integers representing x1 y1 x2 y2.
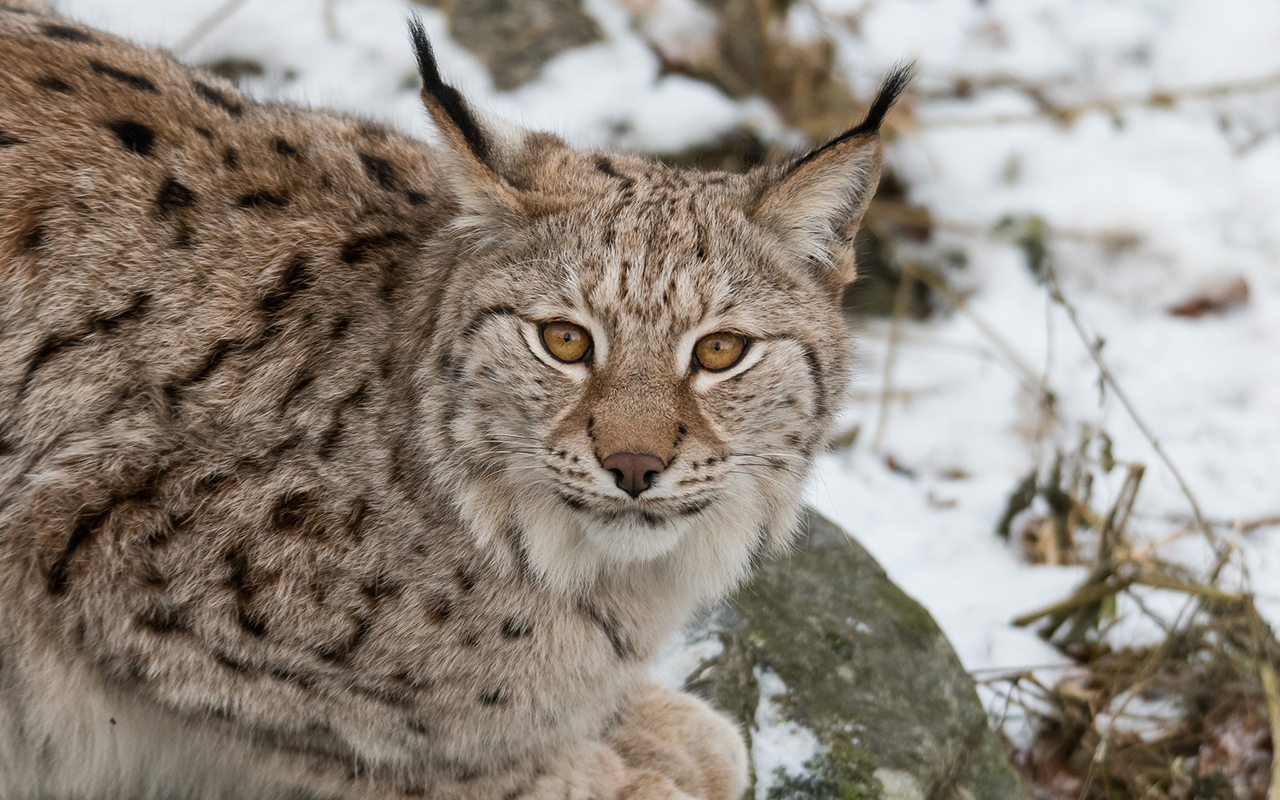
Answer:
0 4 904 798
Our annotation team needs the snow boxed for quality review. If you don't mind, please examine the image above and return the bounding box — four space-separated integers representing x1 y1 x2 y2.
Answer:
49 0 1280 776
751 669 821 800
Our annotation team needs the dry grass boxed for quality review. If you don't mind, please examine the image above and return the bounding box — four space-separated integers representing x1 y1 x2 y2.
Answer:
979 423 1278 800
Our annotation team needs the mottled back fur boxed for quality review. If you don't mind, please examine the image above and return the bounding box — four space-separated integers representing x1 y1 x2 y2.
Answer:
0 4 907 798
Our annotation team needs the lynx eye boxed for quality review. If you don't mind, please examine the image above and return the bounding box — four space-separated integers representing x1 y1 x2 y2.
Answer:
541 321 592 363
694 332 747 372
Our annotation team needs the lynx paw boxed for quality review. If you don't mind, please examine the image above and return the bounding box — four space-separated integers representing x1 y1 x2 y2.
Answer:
605 684 749 800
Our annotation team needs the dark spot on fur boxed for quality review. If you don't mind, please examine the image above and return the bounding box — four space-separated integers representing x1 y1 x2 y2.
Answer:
405 190 427 205
222 147 239 169
261 256 312 317
595 156 621 179
41 24 94 43
271 490 319 532
155 177 196 217
214 650 251 673
576 598 634 660
358 152 399 191
140 511 188 550
455 567 477 594
361 574 400 601
194 126 214 140
224 547 253 601
676 498 713 516
237 190 288 209
238 608 268 638
407 718 431 736
350 681 414 708
279 368 314 410
341 498 368 541
428 592 454 622
501 617 531 639
799 344 827 422
379 259 402 305
329 317 350 339
45 507 110 595
319 383 368 457
479 688 507 707
193 82 243 117
22 225 44 250
556 492 586 511
262 663 316 691
18 332 76 394
137 601 192 635
183 339 235 387
0 130 23 147
459 305 517 338
21 293 150 396
274 138 300 158
338 231 410 264
91 61 159 93
204 705 234 721
93 292 151 335
314 616 371 663
36 75 73 93
106 120 155 156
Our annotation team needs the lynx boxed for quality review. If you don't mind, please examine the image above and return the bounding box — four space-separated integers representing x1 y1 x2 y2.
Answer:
0 3 908 798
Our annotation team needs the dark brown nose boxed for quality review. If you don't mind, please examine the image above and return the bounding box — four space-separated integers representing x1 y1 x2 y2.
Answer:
601 452 665 498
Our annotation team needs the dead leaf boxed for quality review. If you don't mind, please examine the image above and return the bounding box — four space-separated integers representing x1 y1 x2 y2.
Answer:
1169 277 1250 318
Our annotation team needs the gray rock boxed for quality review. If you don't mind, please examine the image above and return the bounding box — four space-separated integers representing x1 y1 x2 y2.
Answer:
420 0 602 90
684 509 1030 800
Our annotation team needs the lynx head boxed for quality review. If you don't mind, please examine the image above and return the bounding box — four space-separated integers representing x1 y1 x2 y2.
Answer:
410 21 911 599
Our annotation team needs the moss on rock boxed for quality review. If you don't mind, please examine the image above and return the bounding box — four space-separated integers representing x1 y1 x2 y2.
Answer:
684 509 1030 800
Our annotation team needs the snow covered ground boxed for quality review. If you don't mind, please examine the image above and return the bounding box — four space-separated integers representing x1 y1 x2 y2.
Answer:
49 0 1280 782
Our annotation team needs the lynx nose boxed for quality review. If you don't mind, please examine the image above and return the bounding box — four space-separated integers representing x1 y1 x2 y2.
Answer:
601 452 665 499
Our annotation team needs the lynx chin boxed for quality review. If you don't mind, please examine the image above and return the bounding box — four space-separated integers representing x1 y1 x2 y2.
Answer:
0 3 910 798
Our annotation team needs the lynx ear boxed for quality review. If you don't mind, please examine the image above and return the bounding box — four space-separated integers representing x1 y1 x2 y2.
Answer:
409 19 560 234
752 64 914 285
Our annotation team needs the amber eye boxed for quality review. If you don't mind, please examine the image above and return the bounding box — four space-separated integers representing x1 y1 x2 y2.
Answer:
541 321 592 363
694 332 747 372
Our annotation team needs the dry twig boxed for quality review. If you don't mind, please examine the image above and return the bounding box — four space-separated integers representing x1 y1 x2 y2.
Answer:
919 69 1280 129
1045 269 1223 561
174 0 252 57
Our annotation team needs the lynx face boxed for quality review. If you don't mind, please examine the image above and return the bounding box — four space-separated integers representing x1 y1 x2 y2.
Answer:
407 27 911 595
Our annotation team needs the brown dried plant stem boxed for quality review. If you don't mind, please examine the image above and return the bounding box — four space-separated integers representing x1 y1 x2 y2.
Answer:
919 69 1280 129
1262 659 1280 800
174 0 252 57
1245 596 1280 800
870 262 916 452
911 263 1048 395
1045 269 1223 559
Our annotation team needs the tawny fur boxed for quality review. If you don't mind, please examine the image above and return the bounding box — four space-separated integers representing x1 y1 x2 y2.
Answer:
0 4 899 798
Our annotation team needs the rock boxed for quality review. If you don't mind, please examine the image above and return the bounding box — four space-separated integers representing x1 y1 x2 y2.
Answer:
684 509 1030 800
420 0 603 90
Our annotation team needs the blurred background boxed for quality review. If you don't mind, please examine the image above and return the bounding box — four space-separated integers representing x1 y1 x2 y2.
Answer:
46 0 1280 796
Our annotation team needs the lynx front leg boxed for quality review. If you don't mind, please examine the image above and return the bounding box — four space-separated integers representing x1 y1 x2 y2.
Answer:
604 683 749 800
502 684 746 800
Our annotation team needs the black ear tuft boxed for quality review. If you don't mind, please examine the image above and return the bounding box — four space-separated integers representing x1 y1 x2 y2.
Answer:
792 61 915 170
408 16 490 163
851 61 916 137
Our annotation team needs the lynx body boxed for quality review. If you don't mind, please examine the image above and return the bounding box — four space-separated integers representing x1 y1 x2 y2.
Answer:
0 3 905 797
